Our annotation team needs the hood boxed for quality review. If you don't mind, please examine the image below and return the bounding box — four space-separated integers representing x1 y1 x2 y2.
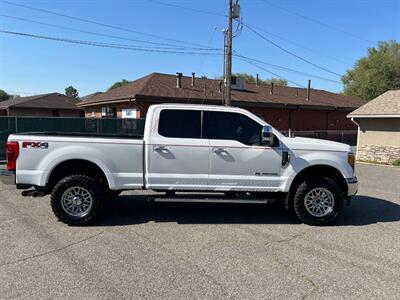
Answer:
282 136 352 152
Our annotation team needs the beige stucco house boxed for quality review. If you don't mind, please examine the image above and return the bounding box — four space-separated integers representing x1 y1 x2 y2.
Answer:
348 90 400 164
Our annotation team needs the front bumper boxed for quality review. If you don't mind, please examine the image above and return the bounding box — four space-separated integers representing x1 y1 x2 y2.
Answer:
346 176 358 197
0 169 16 185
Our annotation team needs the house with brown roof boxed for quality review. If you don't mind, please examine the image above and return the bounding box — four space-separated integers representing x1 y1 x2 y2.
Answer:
348 90 400 164
80 92 103 102
77 72 365 131
0 93 84 117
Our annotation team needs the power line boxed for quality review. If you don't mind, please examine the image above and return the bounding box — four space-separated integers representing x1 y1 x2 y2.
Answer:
187 26 221 104
234 52 342 84
238 56 347 107
141 1 348 84
243 23 342 77
0 0 214 49
145 0 351 66
243 23 350 66
0 14 219 51
143 2 309 91
146 0 226 17
0 1 344 91
0 30 223 56
260 0 374 44
237 56 306 88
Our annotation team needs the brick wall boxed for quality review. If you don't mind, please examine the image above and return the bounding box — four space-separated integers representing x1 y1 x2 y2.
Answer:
8 108 83 117
211 105 355 130
81 101 357 131
84 102 144 118
327 111 356 130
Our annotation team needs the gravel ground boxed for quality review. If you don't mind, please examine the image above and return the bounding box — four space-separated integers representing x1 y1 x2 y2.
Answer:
0 163 399 299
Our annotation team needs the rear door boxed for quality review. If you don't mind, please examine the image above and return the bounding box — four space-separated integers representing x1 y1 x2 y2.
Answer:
147 108 209 190
205 111 282 192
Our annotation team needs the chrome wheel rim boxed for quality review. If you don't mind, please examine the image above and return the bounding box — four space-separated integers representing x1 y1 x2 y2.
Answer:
304 188 335 217
61 186 93 217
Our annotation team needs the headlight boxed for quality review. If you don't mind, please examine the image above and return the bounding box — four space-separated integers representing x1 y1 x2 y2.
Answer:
348 152 355 171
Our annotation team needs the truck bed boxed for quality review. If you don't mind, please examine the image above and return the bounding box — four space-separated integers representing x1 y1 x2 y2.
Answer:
8 133 145 190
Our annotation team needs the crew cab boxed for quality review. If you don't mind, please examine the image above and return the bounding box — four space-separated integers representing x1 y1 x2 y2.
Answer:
1 104 358 225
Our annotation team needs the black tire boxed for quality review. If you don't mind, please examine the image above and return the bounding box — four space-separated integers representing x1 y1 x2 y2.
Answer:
293 176 344 226
50 175 106 226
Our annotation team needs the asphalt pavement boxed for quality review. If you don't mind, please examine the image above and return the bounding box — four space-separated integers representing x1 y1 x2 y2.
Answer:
0 163 399 299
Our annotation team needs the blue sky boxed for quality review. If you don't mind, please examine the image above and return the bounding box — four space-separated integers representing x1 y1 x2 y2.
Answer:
0 0 399 97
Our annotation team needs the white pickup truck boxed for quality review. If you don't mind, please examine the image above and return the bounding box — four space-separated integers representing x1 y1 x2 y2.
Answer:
1 104 357 225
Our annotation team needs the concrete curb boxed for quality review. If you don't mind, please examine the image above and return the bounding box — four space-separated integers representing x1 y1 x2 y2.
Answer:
356 161 399 168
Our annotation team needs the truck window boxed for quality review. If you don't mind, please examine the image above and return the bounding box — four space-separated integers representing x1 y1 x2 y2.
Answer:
158 109 202 139
206 111 262 145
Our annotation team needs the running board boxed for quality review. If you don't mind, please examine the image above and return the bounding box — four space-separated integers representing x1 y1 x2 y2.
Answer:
151 197 269 204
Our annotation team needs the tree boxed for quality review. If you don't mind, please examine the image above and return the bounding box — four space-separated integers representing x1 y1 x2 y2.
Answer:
108 79 130 91
342 41 400 101
0 89 10 102
263 78 288 86
65 86 79 98
240 73 288 86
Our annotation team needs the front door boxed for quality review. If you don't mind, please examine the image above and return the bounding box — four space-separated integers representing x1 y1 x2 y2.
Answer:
206 111 282 192
147 108 209 190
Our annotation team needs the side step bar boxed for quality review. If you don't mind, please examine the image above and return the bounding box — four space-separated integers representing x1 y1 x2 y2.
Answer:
151 196 269 204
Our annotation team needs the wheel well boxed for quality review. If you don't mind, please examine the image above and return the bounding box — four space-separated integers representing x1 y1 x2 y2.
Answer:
47 159 109 190
286 165 347 209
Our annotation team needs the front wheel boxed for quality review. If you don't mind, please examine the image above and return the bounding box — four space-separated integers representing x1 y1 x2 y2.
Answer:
50 175 106 226
293 176 344 226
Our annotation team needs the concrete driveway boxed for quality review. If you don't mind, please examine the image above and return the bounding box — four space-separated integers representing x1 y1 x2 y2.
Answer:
0 163 399 299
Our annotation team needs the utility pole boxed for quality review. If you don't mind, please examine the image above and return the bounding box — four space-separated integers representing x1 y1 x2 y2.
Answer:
222 29 226 105
224 0 233 106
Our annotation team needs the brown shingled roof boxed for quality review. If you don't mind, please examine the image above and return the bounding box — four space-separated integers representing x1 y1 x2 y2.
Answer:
348 90 400 117
0 93 82 110
77 72 366 110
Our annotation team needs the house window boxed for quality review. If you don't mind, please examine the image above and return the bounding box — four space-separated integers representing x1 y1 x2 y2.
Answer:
101 106 116 118
52 110 59 117
122 108 138 119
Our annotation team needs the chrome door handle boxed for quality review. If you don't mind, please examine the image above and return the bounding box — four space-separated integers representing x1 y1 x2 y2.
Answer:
213 148 228 155
154 146 169 154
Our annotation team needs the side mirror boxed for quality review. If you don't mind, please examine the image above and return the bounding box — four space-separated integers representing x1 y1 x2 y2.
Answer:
261 125 274 146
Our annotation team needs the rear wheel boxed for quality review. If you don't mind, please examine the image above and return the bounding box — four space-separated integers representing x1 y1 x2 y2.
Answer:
51 175 106 225
293 176 343 226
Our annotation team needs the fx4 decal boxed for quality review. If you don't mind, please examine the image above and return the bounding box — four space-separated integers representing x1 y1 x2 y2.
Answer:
22 142 49 149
